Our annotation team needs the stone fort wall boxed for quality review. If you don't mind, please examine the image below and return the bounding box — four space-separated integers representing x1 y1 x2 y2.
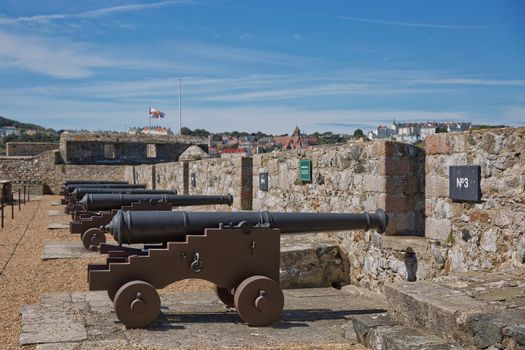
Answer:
6 142 59 157
0 127 522 291
425 127 525 273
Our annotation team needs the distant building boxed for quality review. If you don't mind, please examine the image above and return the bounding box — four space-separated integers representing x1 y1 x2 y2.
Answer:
129 126 173 135
0 126 21 138
273 126 311 150
368 121 471 143
220 148 247 157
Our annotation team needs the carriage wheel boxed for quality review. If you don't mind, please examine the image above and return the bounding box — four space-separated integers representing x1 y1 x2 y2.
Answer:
216 286 235 308
234 275 284 326
81 228 106 251
113 280 161 328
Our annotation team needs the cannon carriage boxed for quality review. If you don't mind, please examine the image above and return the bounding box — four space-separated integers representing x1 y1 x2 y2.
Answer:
88 209 387 329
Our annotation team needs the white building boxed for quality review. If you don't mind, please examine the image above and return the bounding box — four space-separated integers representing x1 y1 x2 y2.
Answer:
0 126 21 138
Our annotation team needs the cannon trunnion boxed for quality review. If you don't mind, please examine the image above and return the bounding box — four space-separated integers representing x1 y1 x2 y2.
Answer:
88 209 387 329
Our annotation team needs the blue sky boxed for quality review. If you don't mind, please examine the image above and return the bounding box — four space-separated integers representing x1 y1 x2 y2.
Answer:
0 0 524 134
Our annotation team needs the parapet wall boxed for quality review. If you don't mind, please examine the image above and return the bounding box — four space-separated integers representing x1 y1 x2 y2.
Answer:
0 150 126 194
6 142 59 157
0 128 522 291
425 127 525 272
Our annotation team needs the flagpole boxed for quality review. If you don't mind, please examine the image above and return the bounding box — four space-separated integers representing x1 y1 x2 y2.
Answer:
179 78 182 135
148 106 151 134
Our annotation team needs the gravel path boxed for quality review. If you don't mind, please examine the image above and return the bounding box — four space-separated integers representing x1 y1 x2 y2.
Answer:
0 196 365 350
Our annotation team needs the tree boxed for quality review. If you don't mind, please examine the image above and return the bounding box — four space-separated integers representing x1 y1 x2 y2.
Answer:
180 127 192 135
354 129 364 139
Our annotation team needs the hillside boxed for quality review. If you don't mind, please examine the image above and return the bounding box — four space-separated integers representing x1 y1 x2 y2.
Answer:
0 116 51 132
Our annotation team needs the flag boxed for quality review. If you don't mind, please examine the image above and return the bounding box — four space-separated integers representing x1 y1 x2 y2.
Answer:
149 107 165 119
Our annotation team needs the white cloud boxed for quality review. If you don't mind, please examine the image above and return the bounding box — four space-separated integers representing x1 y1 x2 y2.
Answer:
0 0 192 26
0 30 113 78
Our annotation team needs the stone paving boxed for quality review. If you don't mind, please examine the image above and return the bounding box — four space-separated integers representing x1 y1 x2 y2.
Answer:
47 222 70 229
48 209 67 216
21 286 386 349
42 242 99 260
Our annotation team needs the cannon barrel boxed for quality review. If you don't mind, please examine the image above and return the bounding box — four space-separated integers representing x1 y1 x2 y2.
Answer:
106 209 388 245
80 193 234 211
65 183 145 193
72 188 178 201
63 180 128 186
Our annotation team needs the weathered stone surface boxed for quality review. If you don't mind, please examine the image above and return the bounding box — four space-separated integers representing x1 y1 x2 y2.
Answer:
42 242 98 260
21 287 386 348
47 222 69 230
280 235 348 288
351 313 394 344
20 303 87 345
48 209 67 216
425 218 452 241
368 325 465 350
384 281 486 345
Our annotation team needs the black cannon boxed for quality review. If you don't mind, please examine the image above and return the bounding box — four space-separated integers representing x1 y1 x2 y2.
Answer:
80 193 234 212
72 194 234 251
63 184 147 207
71 188 178 202
66 188 179 216
64 180 129 186
60 180 129 197
64 183 145 193
88 209 387 329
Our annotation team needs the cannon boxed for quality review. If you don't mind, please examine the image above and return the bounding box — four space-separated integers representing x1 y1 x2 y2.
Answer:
72 194 234 251
66 189 178 212
88 209 387 329
63 184 146 207
80 193 234 212
60 180 129 198
71 188 178 202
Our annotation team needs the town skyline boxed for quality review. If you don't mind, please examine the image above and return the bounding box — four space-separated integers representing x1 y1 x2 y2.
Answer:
0 1 524 133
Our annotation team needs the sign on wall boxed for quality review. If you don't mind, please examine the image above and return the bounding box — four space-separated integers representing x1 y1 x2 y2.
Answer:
259 172 269 191
299 159 312 183
449 165 481 202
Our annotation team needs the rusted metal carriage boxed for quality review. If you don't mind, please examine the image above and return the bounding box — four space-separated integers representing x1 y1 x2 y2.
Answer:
88 209 387 329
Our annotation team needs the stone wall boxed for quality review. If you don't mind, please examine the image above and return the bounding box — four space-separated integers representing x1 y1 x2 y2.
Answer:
0 150 126 194
60 133 207 165
124 140 427 291
425 127 525 272
6 142 59 157
252 141 425 235
124 155 253 210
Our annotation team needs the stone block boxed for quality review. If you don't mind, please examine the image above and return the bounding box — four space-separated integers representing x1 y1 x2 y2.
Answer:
382 236 429 256
368 325 464 350
362 175 386 192
426 134 451 155
377 193 411 212
351 313 395 345
379 157 412 176
384 281 486 346
425 218 452 241
426 175 448 197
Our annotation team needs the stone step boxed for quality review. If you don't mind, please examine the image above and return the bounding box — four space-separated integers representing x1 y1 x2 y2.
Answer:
351 313 466 349
384 281 525 349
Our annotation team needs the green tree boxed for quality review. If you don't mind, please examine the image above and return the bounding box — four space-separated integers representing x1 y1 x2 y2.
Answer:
180 127 192 135
353 129 364 139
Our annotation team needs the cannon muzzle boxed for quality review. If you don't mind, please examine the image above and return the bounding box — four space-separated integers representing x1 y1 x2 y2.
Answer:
80 193 234 211
65 183 145 193
106 209 388 245
72 188 178 201
63 180 128 186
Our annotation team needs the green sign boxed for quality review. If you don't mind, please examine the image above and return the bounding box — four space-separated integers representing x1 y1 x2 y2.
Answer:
299 159 312 182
